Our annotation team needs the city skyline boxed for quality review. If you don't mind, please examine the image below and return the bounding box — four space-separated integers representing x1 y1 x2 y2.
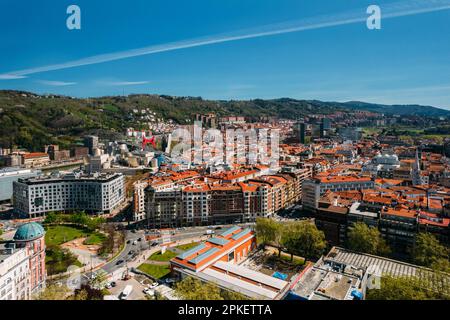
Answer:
1 0 450 109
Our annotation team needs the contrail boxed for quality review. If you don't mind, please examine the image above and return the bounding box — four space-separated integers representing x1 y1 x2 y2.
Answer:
1 0 450 79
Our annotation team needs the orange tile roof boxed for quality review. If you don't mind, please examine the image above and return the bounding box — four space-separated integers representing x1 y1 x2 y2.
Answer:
382 207 418 219
316 176 372 184
22 152 49 159
419 212 450 227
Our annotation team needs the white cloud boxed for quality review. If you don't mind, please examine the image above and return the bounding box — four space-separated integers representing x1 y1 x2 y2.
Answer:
100 80 150 86
37 80 77 86
0 74 27 80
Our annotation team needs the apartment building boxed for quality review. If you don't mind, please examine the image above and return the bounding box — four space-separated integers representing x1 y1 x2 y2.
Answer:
13 172 125 217
146 186 183 227
132 180 148 221
302 176 375 211
144 172 305 227
0 222 46 300
21 153 50 168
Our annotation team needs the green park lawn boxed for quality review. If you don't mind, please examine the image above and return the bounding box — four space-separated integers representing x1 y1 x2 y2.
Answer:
148 249 177 262
175 242 200 251
137 264 171 279
45 225 91 246
83 232 107 245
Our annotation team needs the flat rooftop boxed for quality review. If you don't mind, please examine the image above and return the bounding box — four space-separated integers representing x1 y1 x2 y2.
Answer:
325 247 420 278
290 265 360 300
17 172 123 185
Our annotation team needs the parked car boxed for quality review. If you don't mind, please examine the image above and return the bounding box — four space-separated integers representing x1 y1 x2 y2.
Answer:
164 278 176 284
151 242 158 247
110 281 117 287
116 260 124 265
120 285 133 300
143 288 155 296
148 282 159 289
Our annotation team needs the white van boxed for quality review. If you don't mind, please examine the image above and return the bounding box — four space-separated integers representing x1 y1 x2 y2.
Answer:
120 285 133 300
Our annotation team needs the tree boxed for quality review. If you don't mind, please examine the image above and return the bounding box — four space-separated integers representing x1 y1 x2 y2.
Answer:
174 277 251 300
281 221 326 261
45 244 80 275
366 272 449 300
366 275 429 300
347 222 390 256
174 277 224 300
89 270 108 290
255 218 279 248
221 290 250 300
33 283 71 300
44 212 58 224
428 259 450 299
412 233 449 268
71 284 106 300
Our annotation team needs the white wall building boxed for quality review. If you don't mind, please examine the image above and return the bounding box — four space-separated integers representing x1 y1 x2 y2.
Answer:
13 172 125 217
303 176 375 211
0 244 30 300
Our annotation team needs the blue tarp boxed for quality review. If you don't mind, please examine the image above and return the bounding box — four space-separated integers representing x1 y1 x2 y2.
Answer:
272 271 288 280
351 290 363 300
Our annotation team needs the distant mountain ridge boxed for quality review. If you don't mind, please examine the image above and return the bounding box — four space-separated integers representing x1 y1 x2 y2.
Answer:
0 90 448 151
339 101 450 117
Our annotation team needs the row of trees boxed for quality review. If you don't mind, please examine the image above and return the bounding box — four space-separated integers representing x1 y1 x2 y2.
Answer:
98 224 126 257
45 245 80 275
44 212 106 231
255 218 327 261
34 281 109 300
347 222 391 256
173 277 249 300
346 222 449 270
346 223 449 300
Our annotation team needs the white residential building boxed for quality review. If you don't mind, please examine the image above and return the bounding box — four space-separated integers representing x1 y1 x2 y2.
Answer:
303 176 375 211
13 172 125 217
0 244 30 300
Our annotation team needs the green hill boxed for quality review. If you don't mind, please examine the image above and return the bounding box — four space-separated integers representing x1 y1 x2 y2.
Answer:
0 90 448 151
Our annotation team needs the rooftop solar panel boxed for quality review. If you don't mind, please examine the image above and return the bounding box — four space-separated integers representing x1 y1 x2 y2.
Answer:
176 243 206 260
207 237 230 246
188 247 220 264
231 228 252 240
220 226 241 237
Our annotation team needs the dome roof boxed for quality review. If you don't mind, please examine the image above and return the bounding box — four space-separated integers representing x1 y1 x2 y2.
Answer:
13 222 45 241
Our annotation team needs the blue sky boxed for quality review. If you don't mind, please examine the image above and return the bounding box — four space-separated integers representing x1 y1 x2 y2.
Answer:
1 0 450 109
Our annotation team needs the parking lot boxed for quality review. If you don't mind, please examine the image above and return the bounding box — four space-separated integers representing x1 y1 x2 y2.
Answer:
107 277 148 300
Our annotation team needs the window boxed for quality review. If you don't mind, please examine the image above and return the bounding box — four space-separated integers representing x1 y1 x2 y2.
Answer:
227 251 234 262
